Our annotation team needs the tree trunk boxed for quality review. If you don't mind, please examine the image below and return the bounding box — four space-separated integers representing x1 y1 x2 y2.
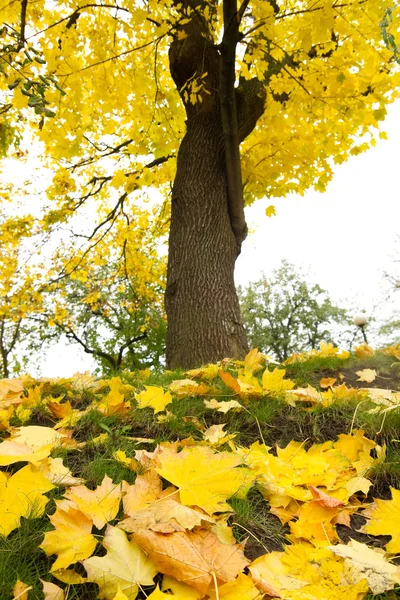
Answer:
165 113 248 369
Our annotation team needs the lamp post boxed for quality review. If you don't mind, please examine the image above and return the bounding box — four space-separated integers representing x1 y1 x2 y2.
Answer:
353 314 369 344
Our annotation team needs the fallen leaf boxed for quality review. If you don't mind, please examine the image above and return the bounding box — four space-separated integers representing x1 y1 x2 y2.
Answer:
329 539 400 594
185 364 219 380
207 573 260 599
356 369 376 383
354 344 375 358
320 377 337 388
361 487 400 553
0 464 54 536
203 423 236 445
155 445 253 514
41 580 65 600
243 348 264 374
169 379 209 398
135 386 173 414
52 569 87 584
64 475 122 528
118 497 214 533
162 575 201 599
262 368 295 395
204 399 243 413
249 542 369 599
83 525 157 600
40 504 97 570
12 580 31 600
132 526 248 596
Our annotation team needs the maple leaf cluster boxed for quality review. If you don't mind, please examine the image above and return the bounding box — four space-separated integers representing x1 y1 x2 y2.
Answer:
1 346 400 599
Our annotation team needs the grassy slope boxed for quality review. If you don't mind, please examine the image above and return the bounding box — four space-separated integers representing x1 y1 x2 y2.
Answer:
1 347 400 599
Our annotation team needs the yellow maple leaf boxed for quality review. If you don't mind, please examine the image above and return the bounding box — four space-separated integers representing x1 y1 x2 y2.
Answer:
243 348 265 374
362 488 400 553
0 378 24 407
354 344 375 358
203 423 236 445
265 205 276 217
122 469 166 515
64 475 122 528
204 398 243 413
40 504 97 570
135 385 173 414
320 377 337 388
185 364 219 380
9 425 64 449
12 580 31 600
155 445 253 514
207 573 260 599
249 542 369 599
51 568 87 584
0 464 54 536
356 369 377 383
169 379 209 398
161 576 201 599
262 368 295 395
83 525 157 600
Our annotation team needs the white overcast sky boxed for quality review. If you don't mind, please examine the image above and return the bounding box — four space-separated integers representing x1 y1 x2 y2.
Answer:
38 99 400 377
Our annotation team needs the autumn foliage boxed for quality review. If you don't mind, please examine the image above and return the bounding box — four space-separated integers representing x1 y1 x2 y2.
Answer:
1 0 400 366
1 345 400 598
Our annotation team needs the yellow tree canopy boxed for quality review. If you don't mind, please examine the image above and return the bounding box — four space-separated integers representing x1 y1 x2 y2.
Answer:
0 0 399 368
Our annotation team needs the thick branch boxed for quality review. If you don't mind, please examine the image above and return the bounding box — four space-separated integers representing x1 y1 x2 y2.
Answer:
219 0 247 252
20 0 28 46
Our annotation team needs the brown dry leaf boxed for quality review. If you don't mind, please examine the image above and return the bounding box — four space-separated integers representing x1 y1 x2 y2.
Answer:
132 526 248 596
118 498 214 533
356 369 377 383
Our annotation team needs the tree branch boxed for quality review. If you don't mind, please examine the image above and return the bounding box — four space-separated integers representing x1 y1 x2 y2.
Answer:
20 0 28 46
219 0 247 253
116 332 147 368
61 324 118 370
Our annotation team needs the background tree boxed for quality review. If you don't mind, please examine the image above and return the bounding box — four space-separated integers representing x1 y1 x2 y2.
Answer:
1 0 399 369
379 236 400 345
239 261 349 362
42 261 167 376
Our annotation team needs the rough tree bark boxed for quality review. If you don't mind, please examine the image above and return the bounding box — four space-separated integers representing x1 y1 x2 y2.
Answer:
165 0 266 369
